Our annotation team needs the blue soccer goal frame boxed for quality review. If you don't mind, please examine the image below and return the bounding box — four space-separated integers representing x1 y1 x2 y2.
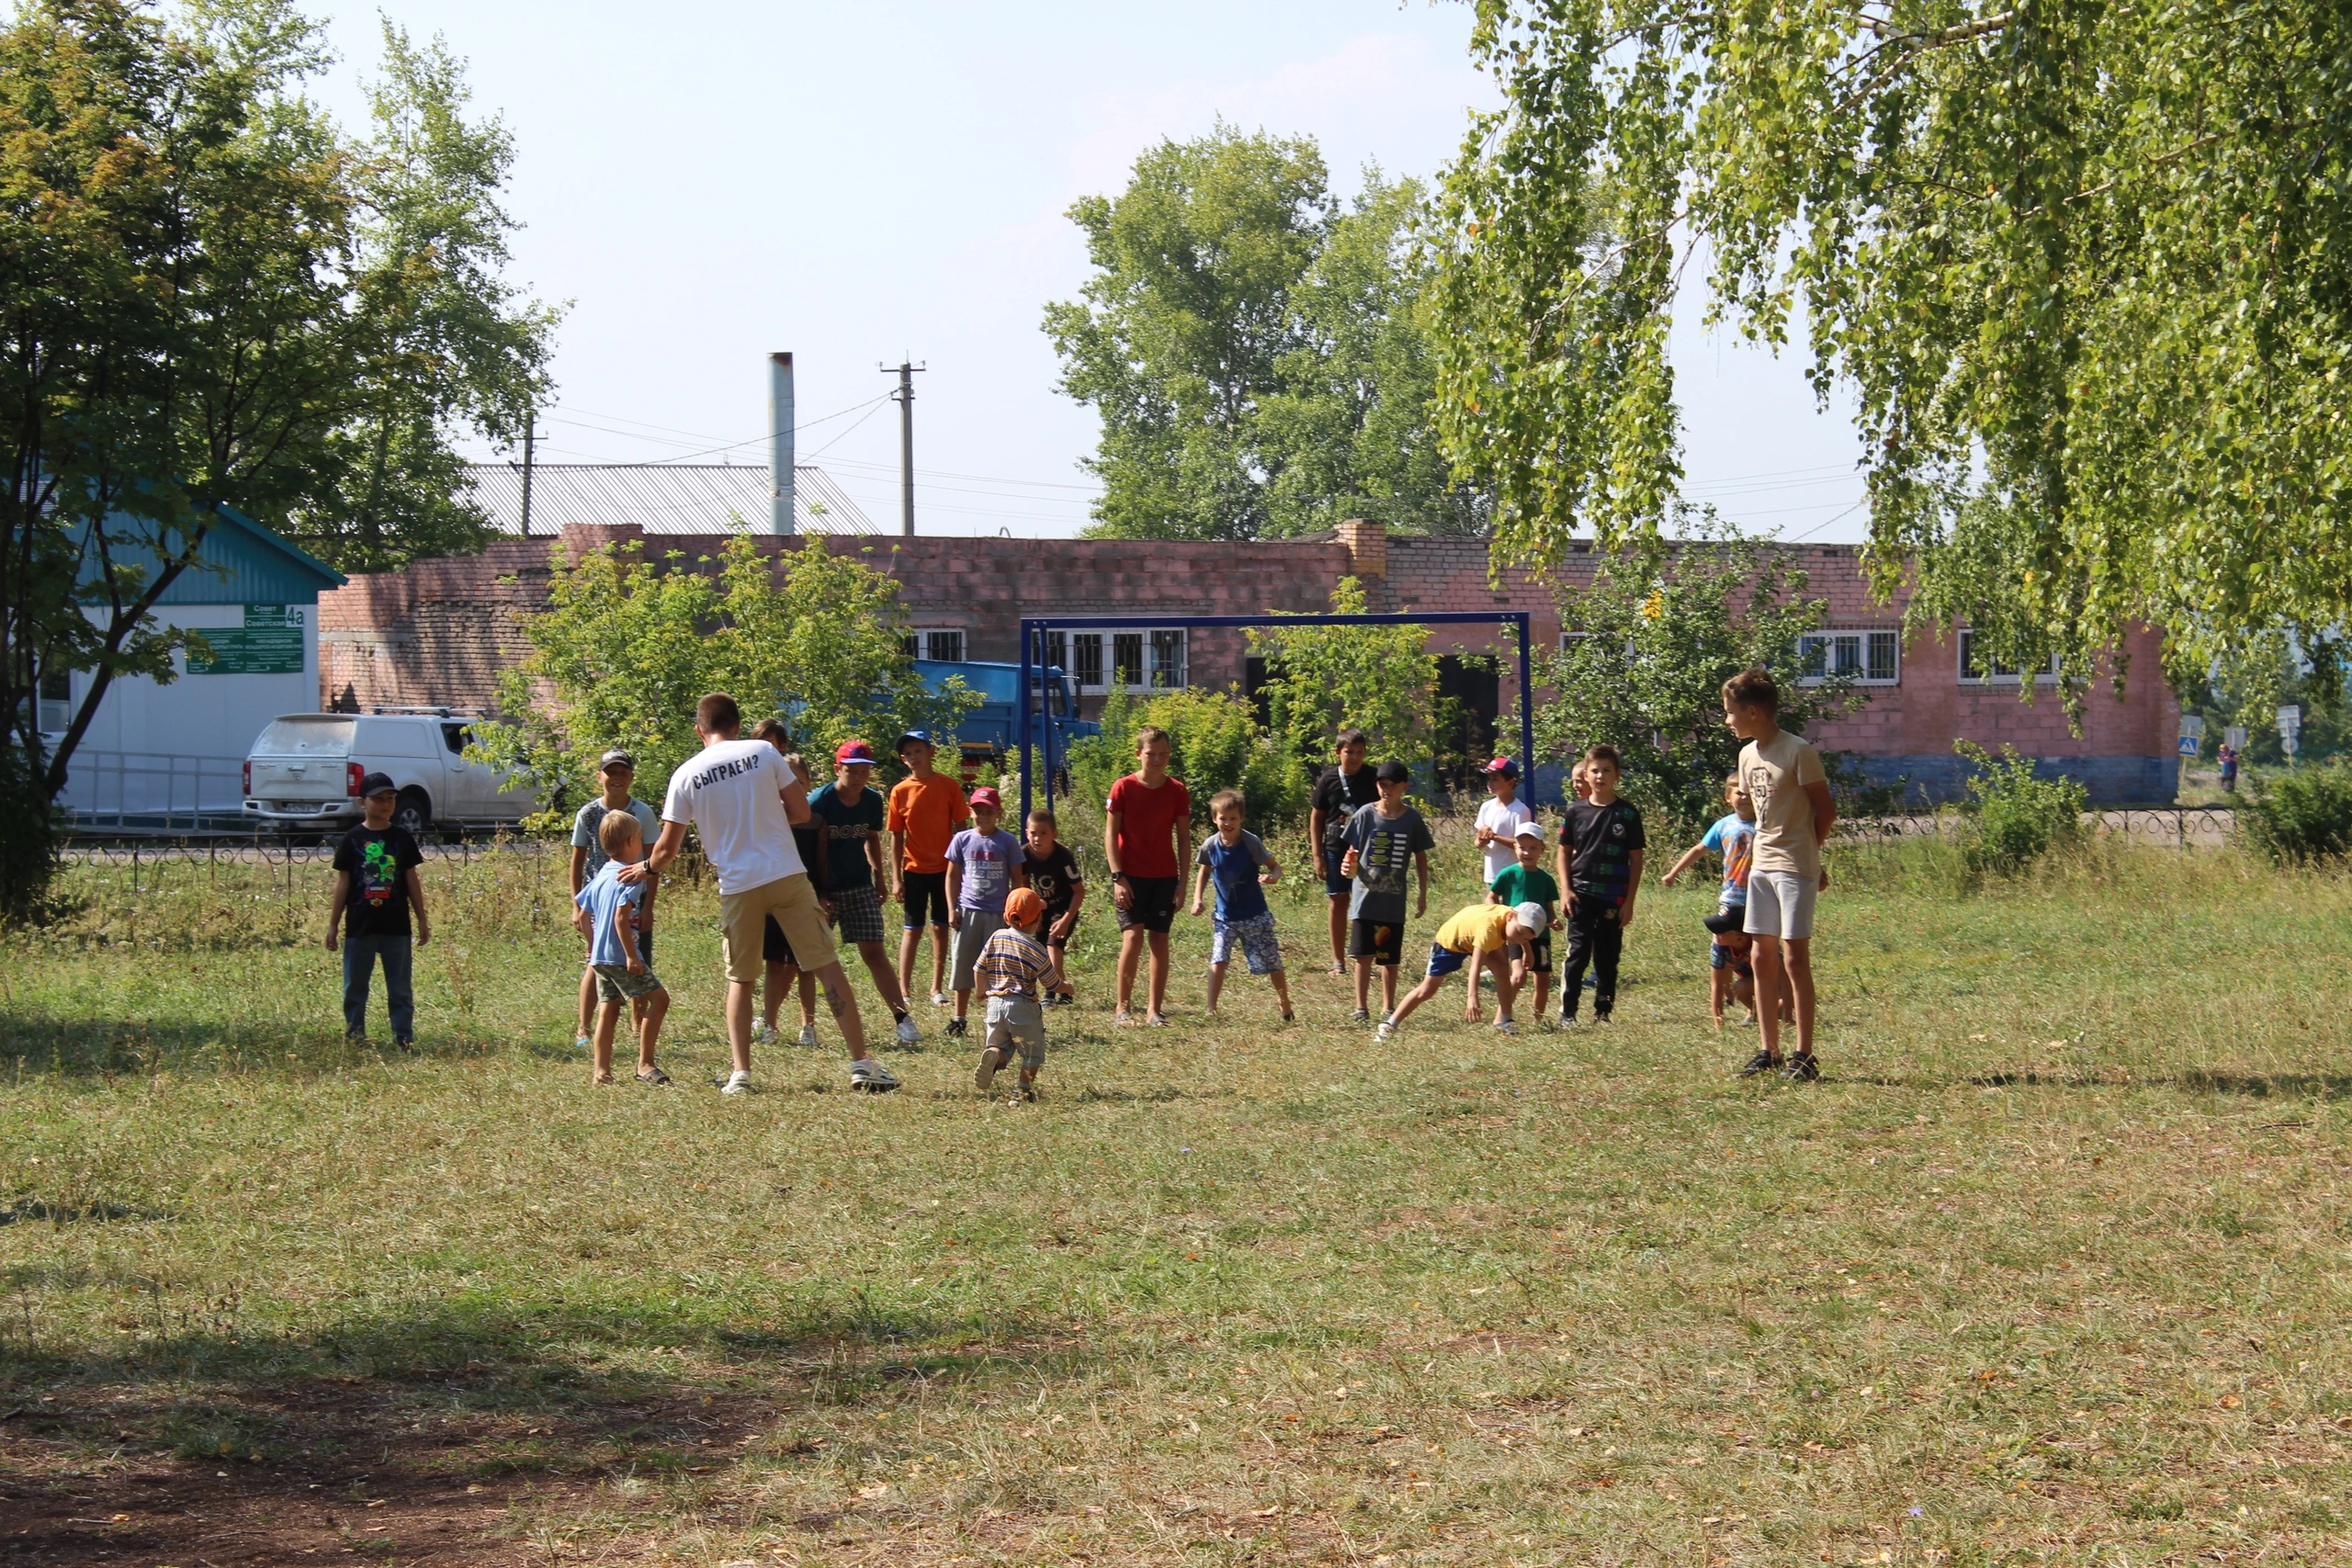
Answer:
1016 612 1536 822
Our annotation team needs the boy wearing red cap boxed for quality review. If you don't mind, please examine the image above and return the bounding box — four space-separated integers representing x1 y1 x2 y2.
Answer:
810 739 920 1045
944 785 1027 1038
975 887 1054 1100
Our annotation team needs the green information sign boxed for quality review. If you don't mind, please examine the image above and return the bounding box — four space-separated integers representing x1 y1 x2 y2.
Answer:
186 604 306 676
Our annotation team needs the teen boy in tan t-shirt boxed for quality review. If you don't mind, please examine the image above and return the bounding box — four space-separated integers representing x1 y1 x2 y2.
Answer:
1724 667 1835 1082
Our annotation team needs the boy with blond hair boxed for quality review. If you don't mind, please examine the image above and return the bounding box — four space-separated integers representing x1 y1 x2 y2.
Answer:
569 749 660 1053
1189 788 1294 1021
572 810 671 1085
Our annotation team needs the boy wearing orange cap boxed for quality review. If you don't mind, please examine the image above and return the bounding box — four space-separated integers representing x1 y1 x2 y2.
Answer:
976 887 1055 1100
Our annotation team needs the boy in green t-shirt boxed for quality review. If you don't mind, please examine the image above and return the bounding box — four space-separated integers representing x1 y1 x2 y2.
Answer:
1481 821 1563 1021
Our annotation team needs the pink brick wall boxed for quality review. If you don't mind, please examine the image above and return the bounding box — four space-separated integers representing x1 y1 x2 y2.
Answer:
312 524 2176 780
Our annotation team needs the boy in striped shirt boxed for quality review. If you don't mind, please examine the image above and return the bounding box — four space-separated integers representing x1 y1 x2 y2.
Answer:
974 887 1054 1100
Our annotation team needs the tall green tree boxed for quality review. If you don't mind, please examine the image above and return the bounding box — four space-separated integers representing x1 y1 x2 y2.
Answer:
1046 126 1479 540
0 0 555 919
1432 0 2352 704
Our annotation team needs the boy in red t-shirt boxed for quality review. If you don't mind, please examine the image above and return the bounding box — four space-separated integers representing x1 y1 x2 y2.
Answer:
1104 725 1192 1026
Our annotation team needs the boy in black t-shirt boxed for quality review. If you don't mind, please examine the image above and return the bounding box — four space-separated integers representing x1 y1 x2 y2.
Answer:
326 773 431 1045
1023 808 1086 1003
1307 728 1378 975
1554 744 1645 1023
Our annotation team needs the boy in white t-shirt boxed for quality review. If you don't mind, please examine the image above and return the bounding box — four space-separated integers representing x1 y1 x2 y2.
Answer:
1722 667 1835 1084
1472 756 1533 888
621 693 895 1096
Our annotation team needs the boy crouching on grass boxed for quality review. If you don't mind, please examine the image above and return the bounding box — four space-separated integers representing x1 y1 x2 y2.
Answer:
974 888 1054 1100
1189 788 1294 1021
571 811 670 1086
1376 902 1550 1040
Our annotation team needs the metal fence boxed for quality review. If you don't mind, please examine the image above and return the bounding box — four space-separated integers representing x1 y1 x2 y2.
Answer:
56 750 249 833
1837 807 2235 848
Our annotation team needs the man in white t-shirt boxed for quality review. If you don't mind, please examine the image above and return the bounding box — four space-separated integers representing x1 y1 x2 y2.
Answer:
1723 667 1835 1084
1472 756 1534 887
625 693 894 1095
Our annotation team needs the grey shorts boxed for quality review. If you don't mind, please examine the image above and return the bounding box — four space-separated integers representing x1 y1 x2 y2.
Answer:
1743 870 1818 942
985 995 1046 1071
828 882 887 946
592 962 666 1003
951 909 1006 991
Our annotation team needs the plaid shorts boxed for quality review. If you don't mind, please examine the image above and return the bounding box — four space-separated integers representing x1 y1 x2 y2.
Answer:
1210 911 1285 976
828 882 887 945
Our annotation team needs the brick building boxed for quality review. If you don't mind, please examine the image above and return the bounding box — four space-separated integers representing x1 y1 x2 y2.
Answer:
316 516 2179 806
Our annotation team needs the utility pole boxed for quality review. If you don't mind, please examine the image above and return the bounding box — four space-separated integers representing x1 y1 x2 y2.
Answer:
881 360 925 536
518 412 537 538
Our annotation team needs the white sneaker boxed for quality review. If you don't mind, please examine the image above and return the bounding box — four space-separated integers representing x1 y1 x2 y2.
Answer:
895 1015 921 1045
797 1024 820 1048
1495 1019 1518 1037
752 1022 776 1045
719 1069 752 1096
1374 1020 1398 1042
929 990 950 1008
849 1057 900 1093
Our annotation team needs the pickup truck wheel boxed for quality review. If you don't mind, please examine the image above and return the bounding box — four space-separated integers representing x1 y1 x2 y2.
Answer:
392 787 433 836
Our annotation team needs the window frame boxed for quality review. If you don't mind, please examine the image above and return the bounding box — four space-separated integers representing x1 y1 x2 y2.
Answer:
1797 628 1902 687
902 627 967 664
1956 627 2058 684
1055 627 1192 695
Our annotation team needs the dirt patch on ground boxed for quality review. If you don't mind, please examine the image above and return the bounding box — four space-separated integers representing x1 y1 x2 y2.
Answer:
0 1376 789 1564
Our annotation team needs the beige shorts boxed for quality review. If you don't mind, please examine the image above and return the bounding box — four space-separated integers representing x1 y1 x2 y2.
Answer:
985 996 1046 1071
719 874 836 985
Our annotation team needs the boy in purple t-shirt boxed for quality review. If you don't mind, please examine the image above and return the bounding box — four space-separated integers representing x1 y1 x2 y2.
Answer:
944 786 1027 1038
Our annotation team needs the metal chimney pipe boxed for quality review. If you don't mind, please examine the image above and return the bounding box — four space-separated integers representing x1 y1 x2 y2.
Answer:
767 352 796 535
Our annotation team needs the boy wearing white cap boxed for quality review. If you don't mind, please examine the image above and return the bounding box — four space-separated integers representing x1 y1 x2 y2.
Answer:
1484 821 1563 1021
1375 901 1550 1040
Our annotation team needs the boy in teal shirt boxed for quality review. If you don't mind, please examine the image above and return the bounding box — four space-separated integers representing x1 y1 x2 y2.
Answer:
1481 821 1562 1021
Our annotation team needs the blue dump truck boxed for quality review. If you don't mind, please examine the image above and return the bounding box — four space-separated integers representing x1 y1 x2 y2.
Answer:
912 660 1100 784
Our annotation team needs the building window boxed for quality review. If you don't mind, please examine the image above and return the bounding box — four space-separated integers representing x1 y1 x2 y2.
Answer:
1799 629 1901 686
904 628 965 663
1148 628 1187 689
1052 628 1191 694
1958 628 2057 683
1557 631 1593 652
38 669 71 732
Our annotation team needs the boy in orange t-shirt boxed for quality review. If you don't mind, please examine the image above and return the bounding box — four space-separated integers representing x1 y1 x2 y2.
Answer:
888 730 970 1008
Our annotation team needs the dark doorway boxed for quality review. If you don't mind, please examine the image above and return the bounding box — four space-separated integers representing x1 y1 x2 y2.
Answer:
1243 657 1273 728
1432 655 1500 796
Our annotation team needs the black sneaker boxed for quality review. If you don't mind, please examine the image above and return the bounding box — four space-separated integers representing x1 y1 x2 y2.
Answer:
1736 1049 1779 1078
1779 1051 1821 1083
946 1018 968 1038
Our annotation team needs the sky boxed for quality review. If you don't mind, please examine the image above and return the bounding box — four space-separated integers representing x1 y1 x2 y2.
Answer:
305 1 1871 542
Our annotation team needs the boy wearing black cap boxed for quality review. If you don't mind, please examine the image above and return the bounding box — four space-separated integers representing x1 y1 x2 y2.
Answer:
569 750 661 1053
326 772 430 1046
1339 760 1432 1024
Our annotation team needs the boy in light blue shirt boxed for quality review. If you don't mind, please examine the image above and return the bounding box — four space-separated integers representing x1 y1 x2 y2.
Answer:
571 811 671 1086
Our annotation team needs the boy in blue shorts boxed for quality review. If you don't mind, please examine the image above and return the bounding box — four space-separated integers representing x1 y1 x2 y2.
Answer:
1662 773 1758 1028
1188 788 1295 1021
1377 901 1549 1040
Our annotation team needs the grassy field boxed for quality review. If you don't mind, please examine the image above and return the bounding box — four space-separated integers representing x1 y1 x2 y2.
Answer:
4 830 2350 1565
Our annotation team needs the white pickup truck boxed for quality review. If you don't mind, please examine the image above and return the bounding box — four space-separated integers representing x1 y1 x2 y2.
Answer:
243 710 534 835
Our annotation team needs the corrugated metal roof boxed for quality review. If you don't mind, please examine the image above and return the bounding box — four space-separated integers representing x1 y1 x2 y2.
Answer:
463 463 877 536
78 504 347 605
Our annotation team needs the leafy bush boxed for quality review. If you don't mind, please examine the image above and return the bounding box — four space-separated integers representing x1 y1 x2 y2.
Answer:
1955 741 2086 876
2237 759 2352 864
1064 685 1306 831
1249 577 1440 771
